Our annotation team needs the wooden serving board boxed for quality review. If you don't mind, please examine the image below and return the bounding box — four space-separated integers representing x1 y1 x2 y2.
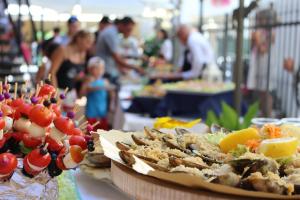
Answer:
110 161 266 200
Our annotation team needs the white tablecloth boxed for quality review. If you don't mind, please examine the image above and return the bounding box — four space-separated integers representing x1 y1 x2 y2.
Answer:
123 113 156 131
73 170 132 200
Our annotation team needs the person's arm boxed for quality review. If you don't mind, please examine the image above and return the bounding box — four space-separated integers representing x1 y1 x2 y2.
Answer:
103 79 116 91
111 52 143 73
149 71 182 80
79 77 102 96
104 32 144 74
49 47 65 88
35 63 46 84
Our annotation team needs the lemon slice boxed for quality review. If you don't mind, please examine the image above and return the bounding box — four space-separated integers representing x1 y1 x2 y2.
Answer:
219 128 260 153
258 137 298 158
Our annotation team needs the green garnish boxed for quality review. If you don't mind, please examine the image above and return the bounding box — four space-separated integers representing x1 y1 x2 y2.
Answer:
276 157 293 166
205 132 226 145
229 144 249 157
19 141 33 155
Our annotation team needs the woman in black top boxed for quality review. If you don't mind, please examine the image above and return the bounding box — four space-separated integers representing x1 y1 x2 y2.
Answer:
49 30 93 110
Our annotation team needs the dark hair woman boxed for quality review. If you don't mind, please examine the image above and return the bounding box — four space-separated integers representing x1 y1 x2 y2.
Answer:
36 39 60 83
49 30 93 111
157 29 173 62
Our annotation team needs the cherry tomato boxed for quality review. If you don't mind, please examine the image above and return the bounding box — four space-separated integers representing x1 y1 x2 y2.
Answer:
68 127 84 136
0 153 18 174
0 118 5 130
14 103 32 119
29 105 54 127
1 104 13 117
11 98 24 108
56 147 67 170
22 133 42 148
51 104 61 117
27 148 51 167
23 156 39 176
54 117 74 134
56 157 66 170
45 136 63 152
69 145 84 163
69 135 87 150
38 84 56 98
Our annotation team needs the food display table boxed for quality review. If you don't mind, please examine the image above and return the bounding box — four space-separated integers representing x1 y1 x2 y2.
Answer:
126 96 163 117
126 90 234 118
164 90 233 117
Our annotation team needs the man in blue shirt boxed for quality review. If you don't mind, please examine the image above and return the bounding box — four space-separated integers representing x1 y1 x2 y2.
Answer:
60 16 80 45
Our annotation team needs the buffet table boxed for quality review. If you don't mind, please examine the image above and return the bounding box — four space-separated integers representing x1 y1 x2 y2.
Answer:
126 96 162 117
127 90 234 118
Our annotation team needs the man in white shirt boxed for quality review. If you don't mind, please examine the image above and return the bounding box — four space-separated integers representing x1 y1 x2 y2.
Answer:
152 25 214 80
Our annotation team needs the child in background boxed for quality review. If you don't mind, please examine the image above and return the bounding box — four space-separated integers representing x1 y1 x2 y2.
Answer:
80 57 115 130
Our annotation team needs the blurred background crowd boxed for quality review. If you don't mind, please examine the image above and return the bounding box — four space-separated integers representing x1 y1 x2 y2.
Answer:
0 0 300 130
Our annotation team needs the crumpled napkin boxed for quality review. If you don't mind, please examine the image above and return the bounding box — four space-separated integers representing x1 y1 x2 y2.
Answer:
0 159 58 200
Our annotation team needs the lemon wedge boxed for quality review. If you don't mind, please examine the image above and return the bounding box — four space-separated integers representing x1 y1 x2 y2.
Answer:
219 128 260 153
258 137 298 158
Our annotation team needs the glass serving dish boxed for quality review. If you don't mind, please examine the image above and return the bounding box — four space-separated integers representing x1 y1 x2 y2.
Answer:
251 118 281 127
281 118 300 126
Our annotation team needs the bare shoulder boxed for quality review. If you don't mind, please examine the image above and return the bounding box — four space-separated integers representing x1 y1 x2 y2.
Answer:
52 46 65 58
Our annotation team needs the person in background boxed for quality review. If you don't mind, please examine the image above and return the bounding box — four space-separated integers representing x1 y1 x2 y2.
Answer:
80 57 115 131
60 16 80 45
157 29 173 63
119 31 140 60
52 27 62 44
36 39 59 83
95 16 144 84
91 16 111 56
247 3 277 117
151 25 214 80
94 16 111 42
49 30 93 112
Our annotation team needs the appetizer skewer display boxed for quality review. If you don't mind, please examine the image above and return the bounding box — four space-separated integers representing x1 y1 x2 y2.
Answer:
0 78 97 181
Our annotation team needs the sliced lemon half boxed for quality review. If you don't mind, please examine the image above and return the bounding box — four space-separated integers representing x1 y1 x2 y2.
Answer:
258 137 298 158
219 127 260 153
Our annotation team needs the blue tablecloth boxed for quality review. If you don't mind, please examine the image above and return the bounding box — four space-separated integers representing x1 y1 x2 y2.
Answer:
127 90 242 119
162 90 234 118
127 96 163 117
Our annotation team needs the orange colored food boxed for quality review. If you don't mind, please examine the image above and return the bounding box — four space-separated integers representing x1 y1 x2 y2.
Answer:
70 145 84 163
245 139 261 151
264 124 282 138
